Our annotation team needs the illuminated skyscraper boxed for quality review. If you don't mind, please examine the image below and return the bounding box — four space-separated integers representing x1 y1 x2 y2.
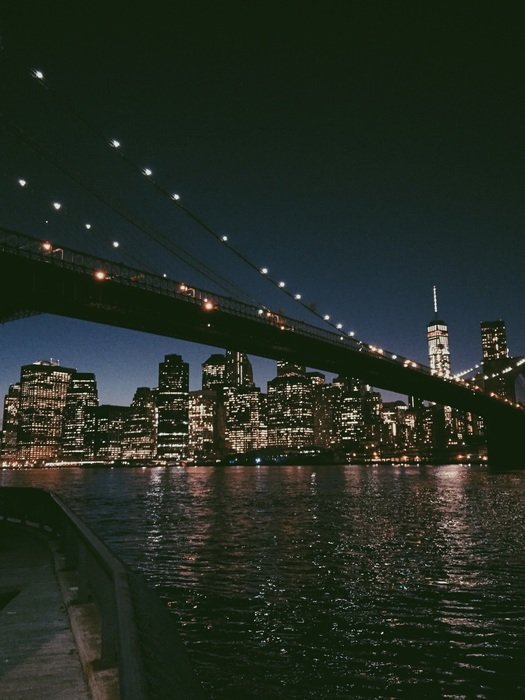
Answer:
17 360 74 462
481 320 508 362
267 363 313 448
122 387 157 460
1 383 20 460
224 386 267 453
188 389 219 461
427 286 451 376
85 405 129 460
225 350 254 388
62 372 98 460
156 354 189 461
202 354 226 391
481 320 511 398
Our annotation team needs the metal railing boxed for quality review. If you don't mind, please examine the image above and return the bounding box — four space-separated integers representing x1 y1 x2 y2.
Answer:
0 486 204 699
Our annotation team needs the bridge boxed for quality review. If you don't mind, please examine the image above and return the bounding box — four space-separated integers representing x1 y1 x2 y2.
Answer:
1 226 524 468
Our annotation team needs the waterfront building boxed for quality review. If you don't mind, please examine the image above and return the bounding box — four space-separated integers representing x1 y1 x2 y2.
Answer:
202 354 226 392
122 387 157 460
156 354 189 461
225 350 254 388
480 320 513 399
188 389 220 462
427 286 451 377
84 404 130 460
61 372 99 460
224 386 267 453
1 383 20 460
481 320 508 361
267 363 313 448
16 360 75 462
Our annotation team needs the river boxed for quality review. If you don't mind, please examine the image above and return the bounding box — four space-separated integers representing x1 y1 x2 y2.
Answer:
1 464 524 698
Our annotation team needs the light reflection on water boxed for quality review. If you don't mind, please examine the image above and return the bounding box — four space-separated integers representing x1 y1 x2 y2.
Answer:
2 464 525 698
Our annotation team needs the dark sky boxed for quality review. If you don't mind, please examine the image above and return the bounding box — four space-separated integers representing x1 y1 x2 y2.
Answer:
1 4 523 406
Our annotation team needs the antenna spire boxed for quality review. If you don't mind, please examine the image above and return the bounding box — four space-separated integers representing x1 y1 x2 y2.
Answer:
433 285 438 317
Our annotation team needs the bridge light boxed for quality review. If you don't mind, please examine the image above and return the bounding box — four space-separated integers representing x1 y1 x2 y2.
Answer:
109 139 121 148
260 267 268 275
257 309 264 315
203 300 215 311
171 193 181 201
348 331 355 337
162 273 167 278
336 323 343 329
278 281 286 288
52 201 62 210
85 223 92 230
32 69 44 80
17 178 27 187
323 314 330 321
142 167 153 177
112 241 119 248
391 354 397 359
94 270 107 281
221 235 228 242
294 293 302 300
41 241 52 252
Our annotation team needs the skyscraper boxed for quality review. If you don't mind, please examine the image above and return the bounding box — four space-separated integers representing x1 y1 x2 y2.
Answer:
427 286 451 376
225 350 254 388
224 386 267 453
202 354 226 391
480 320 508 362
1 383 20 460
84 405 129 461
188 389 219 462
17 360 75 462
156 354 189 461
267 363 313 448
480 320 511 398
122 387 157 460
62 372 98 460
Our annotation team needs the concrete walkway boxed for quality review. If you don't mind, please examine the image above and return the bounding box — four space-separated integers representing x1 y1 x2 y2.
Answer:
0 523 91 700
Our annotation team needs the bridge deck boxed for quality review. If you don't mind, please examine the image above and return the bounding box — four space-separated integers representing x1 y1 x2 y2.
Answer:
0 523 111 699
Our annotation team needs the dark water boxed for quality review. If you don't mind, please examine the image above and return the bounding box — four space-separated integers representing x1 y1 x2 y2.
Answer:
2 464 525 698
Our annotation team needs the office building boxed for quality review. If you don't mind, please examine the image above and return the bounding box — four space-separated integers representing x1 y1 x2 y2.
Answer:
267 363 313 448
85 404 129 460
188 389 219 461
16 360 74 462
156 354 189 461
1 383 20 459
202 354 226 392
427 286 451 376
122 387 157 460
224 386 267 453
225 350 254 388
61 372 99 460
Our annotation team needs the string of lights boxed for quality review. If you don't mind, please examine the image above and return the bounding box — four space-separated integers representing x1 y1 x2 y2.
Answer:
28 67 363 344
5 65 522 408
1 114 254 301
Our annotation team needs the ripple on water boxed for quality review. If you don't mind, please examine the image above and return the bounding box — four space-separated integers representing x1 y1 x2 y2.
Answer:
2 464 525 698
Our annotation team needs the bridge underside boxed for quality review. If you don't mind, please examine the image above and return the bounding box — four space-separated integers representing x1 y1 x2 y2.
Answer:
1 246 524 469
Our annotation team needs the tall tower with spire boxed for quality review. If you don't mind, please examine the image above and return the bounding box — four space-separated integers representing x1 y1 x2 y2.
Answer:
427 286 451 377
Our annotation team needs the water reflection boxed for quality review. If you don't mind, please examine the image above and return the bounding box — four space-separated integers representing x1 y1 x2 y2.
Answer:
2 464 525 697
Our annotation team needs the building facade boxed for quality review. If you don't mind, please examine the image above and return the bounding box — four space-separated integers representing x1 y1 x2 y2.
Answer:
156 354 189 461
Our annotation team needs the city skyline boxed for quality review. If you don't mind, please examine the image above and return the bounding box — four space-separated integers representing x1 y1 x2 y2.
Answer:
1 6 523 407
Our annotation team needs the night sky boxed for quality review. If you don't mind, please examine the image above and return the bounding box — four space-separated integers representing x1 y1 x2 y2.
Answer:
1 5 523 408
